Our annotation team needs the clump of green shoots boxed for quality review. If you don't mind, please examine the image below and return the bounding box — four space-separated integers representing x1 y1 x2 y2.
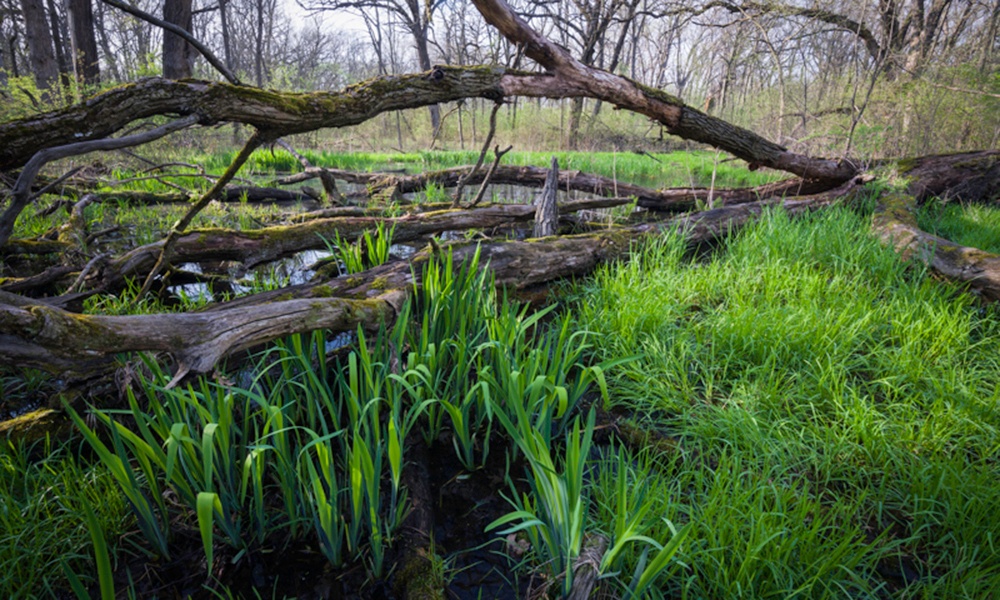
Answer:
319 221 396 275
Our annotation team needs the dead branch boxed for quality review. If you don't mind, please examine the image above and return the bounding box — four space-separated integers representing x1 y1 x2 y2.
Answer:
0 115 201 246
468 145 513 207
452 100 503 207
137 130 267 297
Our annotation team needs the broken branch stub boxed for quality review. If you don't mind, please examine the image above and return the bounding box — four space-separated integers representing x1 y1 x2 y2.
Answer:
534 156 559 237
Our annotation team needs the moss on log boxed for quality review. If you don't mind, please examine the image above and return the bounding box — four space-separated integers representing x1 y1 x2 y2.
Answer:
873 191 1000 300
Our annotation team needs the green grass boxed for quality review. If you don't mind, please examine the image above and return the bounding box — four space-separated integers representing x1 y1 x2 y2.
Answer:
571 205 1000 598
917 201 1000 254
0 440 130 598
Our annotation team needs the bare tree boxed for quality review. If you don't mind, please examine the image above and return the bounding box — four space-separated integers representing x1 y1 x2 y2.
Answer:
298 0 445 133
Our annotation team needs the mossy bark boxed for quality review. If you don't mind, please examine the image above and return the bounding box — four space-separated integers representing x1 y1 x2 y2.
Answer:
0 69 508 170
873 191 1000 300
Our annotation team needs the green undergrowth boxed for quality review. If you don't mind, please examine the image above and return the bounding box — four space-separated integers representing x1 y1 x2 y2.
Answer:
917 201 1000 255
7 198 1000 598
0 439 131 598
572 205 1000 597
46 250 665 598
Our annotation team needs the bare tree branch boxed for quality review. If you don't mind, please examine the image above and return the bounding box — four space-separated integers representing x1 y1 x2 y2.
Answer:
0 115 200 246
100 0 241 85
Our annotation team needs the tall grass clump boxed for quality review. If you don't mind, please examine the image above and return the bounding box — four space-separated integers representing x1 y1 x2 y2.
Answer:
69 319 422 579
572 204 1000 597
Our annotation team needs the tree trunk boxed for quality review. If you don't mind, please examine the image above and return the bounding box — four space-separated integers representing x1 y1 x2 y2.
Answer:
411 22 441 135
20 0 59 91
66 0 100 85
45 0 70 85
162 0 194 79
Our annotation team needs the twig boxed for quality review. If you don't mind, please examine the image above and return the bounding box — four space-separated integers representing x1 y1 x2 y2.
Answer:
68 252 110 293
452 100 503 207
429 100 464 151
468 144 513 208
28 166 85 202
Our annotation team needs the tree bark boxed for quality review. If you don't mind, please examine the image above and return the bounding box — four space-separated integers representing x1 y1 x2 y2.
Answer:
897 151 1000 203
162 0 194 79
20 0 59 91
873 191 1000 301
66 0 100 85
534 156 559 237
45 0 70 85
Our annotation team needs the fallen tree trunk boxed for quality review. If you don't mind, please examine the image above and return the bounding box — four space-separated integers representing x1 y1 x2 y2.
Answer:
287 164 829 212
898 151 1000 203
0 287 406 383
97 197 632 289
0 68 854 183
53 185 322 205
0 175 867 420
872 191 1000 301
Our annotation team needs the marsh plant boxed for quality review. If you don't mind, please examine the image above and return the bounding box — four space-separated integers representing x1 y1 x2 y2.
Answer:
66 249 636 590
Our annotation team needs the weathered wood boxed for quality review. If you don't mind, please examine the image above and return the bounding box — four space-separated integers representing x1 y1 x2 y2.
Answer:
98 199 632 289
898 151 1000 203
300 164 830 211
0 287 406 383
52 185 319 206
567 535 608 600
873 191 1000 300
0 71 510 171
534 157 559 237
0 182 858 384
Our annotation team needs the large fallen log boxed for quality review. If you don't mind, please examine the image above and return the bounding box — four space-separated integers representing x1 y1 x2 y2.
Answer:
0 175 866 428
95 198 632 288
898 151 1000 203
284 164 830 212
872 191 1000 301
0 288 406 383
